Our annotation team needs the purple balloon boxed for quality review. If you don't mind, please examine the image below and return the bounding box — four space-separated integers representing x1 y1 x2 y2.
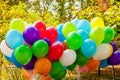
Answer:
23 55 37 70
23 27 40 45
110 42 117 52
108 51 120 65
42 37 51 45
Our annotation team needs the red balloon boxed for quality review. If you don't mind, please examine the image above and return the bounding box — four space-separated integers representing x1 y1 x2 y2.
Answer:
45 27 58 43
34 20 46 38
47 41 64 61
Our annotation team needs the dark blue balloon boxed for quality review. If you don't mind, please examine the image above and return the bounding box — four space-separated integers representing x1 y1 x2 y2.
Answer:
23 27 40 45
56 33 65 42
108 51 120 65
100 59 109 68
23 55 37 70
4 55 12 62
56 24 64 34
71 18 80 26
11 52 22 68
42 37 51 45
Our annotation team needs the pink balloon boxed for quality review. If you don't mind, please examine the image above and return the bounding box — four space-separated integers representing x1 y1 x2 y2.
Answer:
80 66 88 73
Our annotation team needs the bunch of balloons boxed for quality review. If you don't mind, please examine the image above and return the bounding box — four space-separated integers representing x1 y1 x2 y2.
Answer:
0 17 118 80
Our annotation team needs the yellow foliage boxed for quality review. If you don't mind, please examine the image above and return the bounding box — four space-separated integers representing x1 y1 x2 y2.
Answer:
0 1 61 42
0 1 61 79
0 0 120 80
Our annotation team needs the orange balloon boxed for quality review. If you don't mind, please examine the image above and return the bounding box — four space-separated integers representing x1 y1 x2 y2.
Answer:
22 68 35 80
63 40 69 50
35 58 52 75
85 58 100 72
41 74 52 80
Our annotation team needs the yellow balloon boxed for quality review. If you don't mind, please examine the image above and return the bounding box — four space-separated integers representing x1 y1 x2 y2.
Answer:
93 44 112 60
9 18 25 33
90 17 104 29
107 44 113 57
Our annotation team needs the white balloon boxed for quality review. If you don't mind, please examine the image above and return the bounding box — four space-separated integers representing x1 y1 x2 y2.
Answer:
60 49 76 66
93 44 111 60
0 40 13 57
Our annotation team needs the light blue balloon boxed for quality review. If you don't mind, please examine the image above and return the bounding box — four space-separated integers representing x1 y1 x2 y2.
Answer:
77 30 89 41
81 39 97 58
71 18 80 26
6 30 23 50
100 59 109 68
11 52 22 68
77 19 91 33
56 33 66 42
57 24 64 34
4 55 12 62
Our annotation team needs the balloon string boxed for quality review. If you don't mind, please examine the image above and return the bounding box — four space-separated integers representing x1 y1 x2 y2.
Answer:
76 65 81 80
24 69 35 80
30 71 40 80
24 69 32 79
30 70 36 80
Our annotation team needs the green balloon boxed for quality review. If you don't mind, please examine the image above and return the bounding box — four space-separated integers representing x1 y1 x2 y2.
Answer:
76 49 89 66
55 70 66 80
102 27 115 43
89 27 105 45
62 22 77 37
49 61 63 78
32 40 49 58
67 61 77 71
66 31 82 50
9 18 25 33
15 44 32 65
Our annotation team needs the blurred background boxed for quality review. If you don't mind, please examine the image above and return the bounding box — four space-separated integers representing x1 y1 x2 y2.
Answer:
0 0 120 80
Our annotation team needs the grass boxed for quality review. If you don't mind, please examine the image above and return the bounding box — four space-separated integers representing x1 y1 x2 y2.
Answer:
64 66 120 80
1 53 120 80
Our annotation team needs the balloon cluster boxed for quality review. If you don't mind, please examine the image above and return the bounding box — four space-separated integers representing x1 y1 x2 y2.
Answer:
0 17 117 80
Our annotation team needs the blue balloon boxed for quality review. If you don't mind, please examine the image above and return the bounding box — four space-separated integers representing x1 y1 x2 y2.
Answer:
6 30 23 50
77 19 91 33
71 18 80 26
77 30 89 41
56 33 66 42
56 24 65 42
81 39 97 58
56 24 64 34
4 55 12 62
100 59 109 68
11 52 22 68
